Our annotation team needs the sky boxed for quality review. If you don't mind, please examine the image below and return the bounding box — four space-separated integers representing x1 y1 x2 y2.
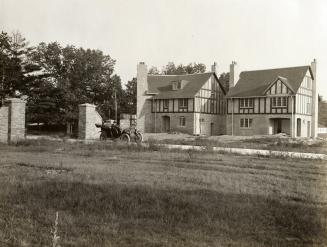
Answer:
1 0 327 98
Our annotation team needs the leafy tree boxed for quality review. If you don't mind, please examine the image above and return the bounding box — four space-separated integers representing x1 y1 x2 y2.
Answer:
121 77 136 114
29 42 122 125
148 62 206 75
218 72 230 93
148 66 159 75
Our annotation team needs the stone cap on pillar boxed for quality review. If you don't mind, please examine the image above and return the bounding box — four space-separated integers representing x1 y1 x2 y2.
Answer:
5 98 26 104
79 103 96 108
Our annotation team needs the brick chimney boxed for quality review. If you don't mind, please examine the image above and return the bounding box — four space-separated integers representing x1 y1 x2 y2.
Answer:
311 59 318 138
229 61 239 88
211 62 217 74
136 62 148 133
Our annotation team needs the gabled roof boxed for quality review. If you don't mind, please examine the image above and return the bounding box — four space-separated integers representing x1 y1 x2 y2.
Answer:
227 66 312 98
147 72 224 99
263 76 295 95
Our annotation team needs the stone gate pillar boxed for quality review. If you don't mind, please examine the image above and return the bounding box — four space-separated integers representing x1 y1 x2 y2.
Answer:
78 103 102 140
7 98 26 142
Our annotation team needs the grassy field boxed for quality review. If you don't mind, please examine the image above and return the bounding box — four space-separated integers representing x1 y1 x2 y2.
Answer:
0 140 327 246
143 133 327 154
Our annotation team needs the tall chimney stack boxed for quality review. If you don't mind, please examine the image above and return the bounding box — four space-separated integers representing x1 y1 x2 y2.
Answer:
229 61 239 88
136 62 148 133
311 59 318 138
211 62 217 74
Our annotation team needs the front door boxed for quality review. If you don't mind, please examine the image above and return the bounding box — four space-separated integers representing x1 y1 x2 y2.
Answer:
297 118 301 137
162 116 170 132
210 123 214 136
276 119 282 133
307 121 311 137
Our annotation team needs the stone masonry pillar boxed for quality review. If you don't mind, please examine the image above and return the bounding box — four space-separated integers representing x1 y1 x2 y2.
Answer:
0 106 9 143
78 103 102 140
7 98 26 142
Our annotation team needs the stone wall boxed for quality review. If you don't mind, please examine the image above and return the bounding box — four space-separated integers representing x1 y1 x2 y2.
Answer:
0 98 26 143
78 103 103 140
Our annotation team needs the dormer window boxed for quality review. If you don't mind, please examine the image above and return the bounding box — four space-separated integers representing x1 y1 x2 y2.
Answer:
172 80 188 90
172 81 182 90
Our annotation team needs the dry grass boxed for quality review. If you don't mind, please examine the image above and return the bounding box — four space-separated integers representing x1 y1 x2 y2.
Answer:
0 140 326 246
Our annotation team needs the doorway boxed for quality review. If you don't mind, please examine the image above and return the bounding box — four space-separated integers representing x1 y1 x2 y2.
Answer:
276 119 282 133
210 123 214 136
297 118 301 137
162 116 170 132
307 121 311 137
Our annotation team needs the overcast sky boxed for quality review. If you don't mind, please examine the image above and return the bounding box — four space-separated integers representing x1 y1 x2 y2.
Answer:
1 0 327 98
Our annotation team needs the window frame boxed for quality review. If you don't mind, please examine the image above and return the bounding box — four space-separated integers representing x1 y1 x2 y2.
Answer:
240 98 254 109
272 96 287 108
178 98 188 110
240 118 253 129
163 99 169 110
179 116 186 127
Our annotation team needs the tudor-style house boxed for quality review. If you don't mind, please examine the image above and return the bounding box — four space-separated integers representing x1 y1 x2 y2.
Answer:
136 62 227 136
226 60 318 138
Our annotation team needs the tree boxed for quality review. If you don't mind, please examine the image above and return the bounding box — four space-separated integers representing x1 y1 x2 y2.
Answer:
0 31 39 104
121 77 136 114
148 66 159 75
219 72 230 93
29 42 122 125
148 62 206 75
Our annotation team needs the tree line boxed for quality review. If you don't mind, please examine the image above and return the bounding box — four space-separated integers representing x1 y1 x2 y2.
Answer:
0 31 230 128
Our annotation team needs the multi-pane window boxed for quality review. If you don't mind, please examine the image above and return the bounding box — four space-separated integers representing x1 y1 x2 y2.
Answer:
179 116 186 126
307 103 311 114
178 98 188 109
272 97 287 108
305 77 312 89
163 99 169 110
240 118 253 128
240 98 254 108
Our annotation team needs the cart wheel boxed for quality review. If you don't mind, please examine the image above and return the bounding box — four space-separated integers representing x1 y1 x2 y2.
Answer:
100 132 107 141
135 132 143 143
121 133 130 143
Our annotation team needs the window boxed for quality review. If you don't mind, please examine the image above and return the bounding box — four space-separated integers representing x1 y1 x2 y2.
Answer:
178 98 188 109
240 98 254 108
172 81 182 90
307 103 311 114
163 99 169 110
272 97 287 108
306 77 312 89
179 116 186 126
210 100 215 113
240 118 253 128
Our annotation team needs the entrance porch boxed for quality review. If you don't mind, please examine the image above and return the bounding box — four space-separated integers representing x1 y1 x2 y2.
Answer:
269 118 290 135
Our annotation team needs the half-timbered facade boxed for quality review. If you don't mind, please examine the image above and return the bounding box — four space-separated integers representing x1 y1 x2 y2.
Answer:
137 62 227 135
226 60 318 138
